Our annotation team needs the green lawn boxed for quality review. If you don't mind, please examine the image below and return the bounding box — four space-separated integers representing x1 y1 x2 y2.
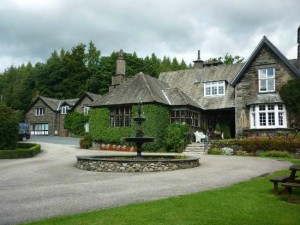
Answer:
21 159 300 225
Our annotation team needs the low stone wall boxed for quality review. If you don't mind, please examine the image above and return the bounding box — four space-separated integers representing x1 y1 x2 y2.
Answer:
76 155 200 172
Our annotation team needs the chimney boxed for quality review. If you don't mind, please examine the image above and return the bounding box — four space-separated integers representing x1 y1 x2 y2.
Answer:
193 50 204 69
109 49 126 91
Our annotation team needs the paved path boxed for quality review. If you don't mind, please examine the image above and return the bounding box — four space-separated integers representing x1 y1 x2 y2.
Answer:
0 141 291 225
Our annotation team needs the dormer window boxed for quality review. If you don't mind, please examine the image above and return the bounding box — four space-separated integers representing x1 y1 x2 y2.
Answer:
259 68 275 92
61 106 69 114
204 81 225 96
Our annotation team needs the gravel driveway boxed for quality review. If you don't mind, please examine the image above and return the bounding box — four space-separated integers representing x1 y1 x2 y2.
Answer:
0 140 291 225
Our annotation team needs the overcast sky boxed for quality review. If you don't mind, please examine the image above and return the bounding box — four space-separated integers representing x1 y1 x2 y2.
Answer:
1 0 300 72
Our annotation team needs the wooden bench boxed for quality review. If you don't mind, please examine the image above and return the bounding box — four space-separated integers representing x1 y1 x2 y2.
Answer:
269 175 291 195
281 182 300 203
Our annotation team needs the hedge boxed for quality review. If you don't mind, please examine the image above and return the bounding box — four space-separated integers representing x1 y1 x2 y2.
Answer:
89 104 170 151
0 143 41 159
210 136 300 155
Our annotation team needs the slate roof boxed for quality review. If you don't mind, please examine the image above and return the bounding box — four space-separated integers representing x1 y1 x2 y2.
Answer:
162 88 201 108
91 72 170 106
38 96 61 111
61 98 80 107
247 93 284 105
159 63 244 110
86 92 102 101
231 36 300 85
90 72 202 109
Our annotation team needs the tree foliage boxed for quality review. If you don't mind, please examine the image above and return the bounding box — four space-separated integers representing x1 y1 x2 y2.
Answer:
0 41 190 115
0 104 19 150
207 53 244 65
280 77 300 133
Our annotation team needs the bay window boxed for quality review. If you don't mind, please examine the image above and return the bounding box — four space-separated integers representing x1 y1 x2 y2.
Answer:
250 104 286 129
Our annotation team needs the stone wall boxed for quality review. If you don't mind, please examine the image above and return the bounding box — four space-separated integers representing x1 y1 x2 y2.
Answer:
76 156 200 172
235 45 296 137
25 99 58 136
74 96 93 114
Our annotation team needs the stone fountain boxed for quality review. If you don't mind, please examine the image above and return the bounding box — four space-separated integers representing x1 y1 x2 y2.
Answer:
124 101 154 159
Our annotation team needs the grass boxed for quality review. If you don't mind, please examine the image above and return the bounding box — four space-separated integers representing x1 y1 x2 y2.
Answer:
20 159 300 225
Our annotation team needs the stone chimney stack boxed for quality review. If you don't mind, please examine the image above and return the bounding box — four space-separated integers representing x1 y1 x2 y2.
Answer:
109 49 126 91
193 50 204 69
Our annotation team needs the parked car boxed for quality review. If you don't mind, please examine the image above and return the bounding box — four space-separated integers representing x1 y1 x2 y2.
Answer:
19 123 30 141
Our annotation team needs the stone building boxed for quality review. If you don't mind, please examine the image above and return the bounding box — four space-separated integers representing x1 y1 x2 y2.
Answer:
25 92 101 136
89 29 300 139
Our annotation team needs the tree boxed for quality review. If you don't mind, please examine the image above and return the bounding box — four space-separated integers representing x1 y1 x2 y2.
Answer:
0 104 19 149
279 77 300 135
207 53 244 65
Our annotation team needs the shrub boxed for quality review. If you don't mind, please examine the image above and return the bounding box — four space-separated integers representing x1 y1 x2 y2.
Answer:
64 111 88 136
211 136 300 154
0 143 41 159
165 123 190 153
80 133 93 149
0 104 19 150
235 150 250 156
259 150 292 158
208 148 222 155
221 147 233 155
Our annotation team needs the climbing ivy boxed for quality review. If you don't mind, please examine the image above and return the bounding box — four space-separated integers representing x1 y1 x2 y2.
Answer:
89 104 170 151
89 108 134 144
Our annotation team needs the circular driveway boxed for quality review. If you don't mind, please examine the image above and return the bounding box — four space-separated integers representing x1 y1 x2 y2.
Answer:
0 140 291 225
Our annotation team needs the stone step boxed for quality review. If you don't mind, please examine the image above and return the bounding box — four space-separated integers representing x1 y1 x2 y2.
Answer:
184 142 210 154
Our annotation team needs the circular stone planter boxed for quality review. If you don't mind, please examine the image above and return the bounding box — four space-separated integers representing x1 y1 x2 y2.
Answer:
76 155 200 172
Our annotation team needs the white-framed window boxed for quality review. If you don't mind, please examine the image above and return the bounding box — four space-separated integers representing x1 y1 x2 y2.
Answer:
204 81 225 96
258 68 275 93
35 108 45 116
61 106 69 114
250 104 286 129
84 107 90 115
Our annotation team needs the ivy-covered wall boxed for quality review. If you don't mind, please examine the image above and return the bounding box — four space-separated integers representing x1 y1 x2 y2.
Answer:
89 104 170 151
89 108 134 144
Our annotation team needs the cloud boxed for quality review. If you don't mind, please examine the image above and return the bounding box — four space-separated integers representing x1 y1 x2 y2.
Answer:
0 0 299 72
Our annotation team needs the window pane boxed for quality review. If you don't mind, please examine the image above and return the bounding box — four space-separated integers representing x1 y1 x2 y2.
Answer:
259 69 267 79
278 112 283 126
252 113 256 127
267 68 274 77
268 105 274 110
218 86 224 94
278 105 283 110
267 79 275 91
205 87 211 95
268 112 275 126
259 113 266 126
260 80 267 91
212 86 217 95
259 105 265 111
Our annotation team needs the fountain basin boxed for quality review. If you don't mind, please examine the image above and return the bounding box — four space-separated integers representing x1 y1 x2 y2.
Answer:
76 154 200 172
